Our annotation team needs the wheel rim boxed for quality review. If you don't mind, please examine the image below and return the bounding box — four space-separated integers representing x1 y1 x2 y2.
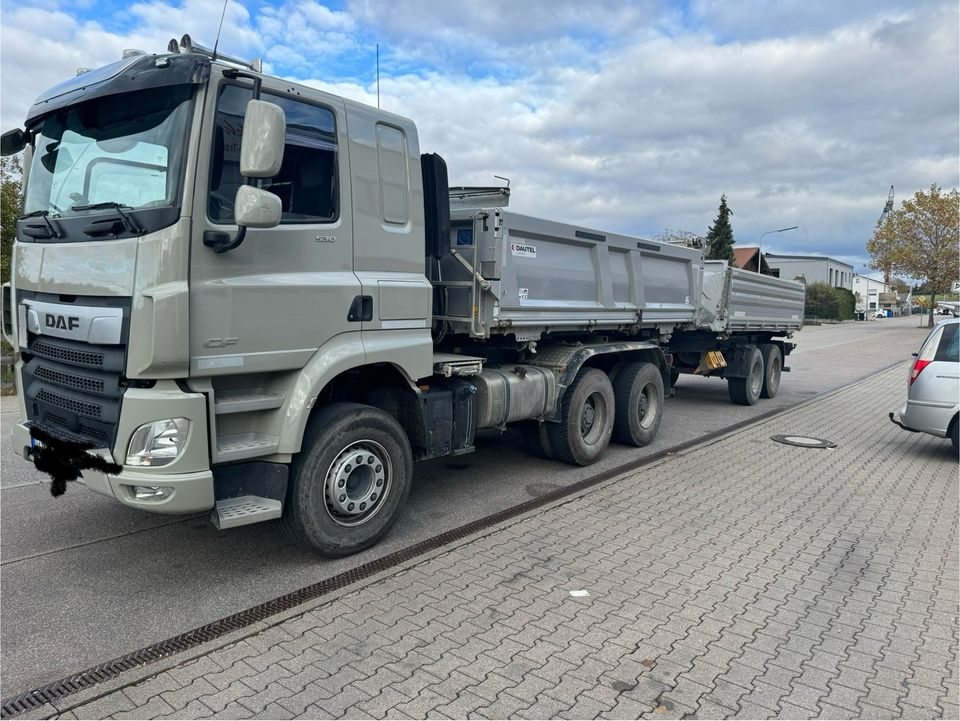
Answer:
750 358 763 395
638 383 659 429
769 356 781 391
323 440 392 527
580 392 607 444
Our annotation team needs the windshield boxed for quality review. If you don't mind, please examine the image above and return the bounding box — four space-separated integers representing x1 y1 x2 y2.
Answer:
24 85 193 216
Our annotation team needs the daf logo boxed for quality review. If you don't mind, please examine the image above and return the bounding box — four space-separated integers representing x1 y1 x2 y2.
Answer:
46 313 80 332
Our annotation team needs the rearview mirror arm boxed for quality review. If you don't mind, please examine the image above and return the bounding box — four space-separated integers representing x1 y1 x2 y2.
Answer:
205 69 264 253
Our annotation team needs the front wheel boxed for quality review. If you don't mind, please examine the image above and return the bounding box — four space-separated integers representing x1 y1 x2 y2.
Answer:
281 403 413 557
728 346 763 406
759 343 782 399
546 368 615 466
612 362 664 447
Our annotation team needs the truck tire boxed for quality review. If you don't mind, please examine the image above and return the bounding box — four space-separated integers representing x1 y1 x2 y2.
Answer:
546 368 615 466
612 362 663 447
759 343 782 399
728 346 763 406
281 403 413 557
520 421 554 460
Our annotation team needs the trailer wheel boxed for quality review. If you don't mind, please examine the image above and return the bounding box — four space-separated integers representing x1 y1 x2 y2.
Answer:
759 343 782 399
281 402 412 557
612 362 664 447
728 346 763 406
546 368 615 466
520 421 554 460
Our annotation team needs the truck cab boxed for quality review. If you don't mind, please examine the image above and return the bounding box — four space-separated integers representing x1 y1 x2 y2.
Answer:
3 42 434 547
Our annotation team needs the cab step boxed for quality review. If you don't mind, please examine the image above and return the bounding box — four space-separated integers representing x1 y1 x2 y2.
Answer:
216 432 280 462
214 389 285 414
212 495 282 529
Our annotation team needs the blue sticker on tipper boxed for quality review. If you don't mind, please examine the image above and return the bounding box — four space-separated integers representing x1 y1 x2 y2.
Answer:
456 228 473 246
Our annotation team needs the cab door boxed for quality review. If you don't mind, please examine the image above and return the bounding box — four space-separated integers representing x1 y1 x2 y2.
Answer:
189 79 360 379
345 104 432 377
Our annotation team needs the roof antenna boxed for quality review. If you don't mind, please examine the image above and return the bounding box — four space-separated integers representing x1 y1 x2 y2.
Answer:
212 0 229 60
376 43 380 109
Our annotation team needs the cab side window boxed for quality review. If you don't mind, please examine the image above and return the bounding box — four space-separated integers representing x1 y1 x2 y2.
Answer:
209 85 338 224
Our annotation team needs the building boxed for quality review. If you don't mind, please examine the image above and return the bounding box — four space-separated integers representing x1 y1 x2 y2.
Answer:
852 274 890 314
764 254 854 290
731 246 773 274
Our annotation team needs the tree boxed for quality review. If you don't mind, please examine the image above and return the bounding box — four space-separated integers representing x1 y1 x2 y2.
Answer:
1 155 23 283
805 282 839 319
867 184 959 327
805 282 854 321
705 194 735 262
653 229 705 249
889 277 909 295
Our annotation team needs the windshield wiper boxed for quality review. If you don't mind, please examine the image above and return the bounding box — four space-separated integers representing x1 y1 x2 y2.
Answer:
18 209 63 239
71 202 143 235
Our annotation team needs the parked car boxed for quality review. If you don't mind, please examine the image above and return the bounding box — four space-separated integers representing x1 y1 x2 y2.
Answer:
872 310 886 319
890 318 959 453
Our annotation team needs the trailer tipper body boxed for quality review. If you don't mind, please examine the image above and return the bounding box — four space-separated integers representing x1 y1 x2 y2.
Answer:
2 39 804 556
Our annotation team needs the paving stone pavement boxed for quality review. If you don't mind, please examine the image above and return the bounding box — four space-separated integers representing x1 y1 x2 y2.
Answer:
57 366 959 719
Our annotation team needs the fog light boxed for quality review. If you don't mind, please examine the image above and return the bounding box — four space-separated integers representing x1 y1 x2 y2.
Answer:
126 418 190 466
132 485 173 500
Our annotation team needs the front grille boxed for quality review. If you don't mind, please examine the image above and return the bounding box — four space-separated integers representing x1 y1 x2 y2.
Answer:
35 389 102 418
34 365 105 394
29 340 105 368
18 297 128 449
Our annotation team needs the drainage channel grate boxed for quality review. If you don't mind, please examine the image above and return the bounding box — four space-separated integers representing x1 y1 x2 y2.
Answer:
1 362 903 718
771 434 837 449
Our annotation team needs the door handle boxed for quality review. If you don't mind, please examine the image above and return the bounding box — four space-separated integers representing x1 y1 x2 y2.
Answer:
348 295 373 322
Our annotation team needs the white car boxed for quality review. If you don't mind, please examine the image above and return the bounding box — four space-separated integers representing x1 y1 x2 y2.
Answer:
890 318 960 453
872 310 886 319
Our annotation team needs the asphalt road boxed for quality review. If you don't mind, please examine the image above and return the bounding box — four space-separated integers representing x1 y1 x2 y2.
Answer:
0 316 934 697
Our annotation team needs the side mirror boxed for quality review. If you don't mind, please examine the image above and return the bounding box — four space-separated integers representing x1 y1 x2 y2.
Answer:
235 185 281 228
240 100 285 177
204 96 286 253
1 129 27 157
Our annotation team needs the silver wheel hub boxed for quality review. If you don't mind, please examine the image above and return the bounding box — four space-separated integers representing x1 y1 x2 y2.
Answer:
581 400 597 436
324 440 390 526
638 384 658 428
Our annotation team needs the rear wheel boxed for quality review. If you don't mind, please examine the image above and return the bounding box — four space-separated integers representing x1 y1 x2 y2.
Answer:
951 417 958 455
728 346 763 406
759 343 782 399
612 362 664 447
546 368 615 466
282 403 412 557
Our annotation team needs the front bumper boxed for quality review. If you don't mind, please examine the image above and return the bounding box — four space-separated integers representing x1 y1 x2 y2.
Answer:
14 381 215 513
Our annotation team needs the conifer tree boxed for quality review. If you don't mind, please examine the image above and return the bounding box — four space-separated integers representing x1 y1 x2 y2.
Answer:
705 194 735 262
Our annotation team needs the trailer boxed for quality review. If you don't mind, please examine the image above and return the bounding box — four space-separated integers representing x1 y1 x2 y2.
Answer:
2 38 804 557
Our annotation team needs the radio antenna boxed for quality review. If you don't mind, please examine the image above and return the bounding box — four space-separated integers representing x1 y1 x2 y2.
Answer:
212 0 229 59
376 43 381 108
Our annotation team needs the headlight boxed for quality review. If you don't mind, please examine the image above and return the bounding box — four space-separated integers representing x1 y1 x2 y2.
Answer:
126 418 190 467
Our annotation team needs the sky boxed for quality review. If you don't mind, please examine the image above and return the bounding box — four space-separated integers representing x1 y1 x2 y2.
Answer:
1 0 957 275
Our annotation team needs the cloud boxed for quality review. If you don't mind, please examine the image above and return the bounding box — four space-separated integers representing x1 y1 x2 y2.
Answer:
0 0 957 273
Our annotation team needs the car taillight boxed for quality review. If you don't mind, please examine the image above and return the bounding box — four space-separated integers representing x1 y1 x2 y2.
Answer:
910 359 931 385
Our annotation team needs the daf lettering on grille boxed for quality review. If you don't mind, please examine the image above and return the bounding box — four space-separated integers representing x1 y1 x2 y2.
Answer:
23 300 124 345
45 313 80 331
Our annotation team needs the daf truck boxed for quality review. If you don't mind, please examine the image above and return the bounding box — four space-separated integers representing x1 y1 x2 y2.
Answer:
1 38 804 556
